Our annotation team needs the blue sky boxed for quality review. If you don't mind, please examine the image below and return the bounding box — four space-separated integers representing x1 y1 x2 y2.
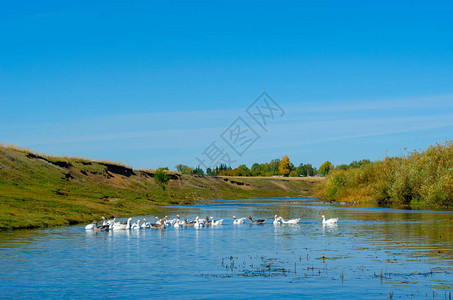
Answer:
1 0 452 169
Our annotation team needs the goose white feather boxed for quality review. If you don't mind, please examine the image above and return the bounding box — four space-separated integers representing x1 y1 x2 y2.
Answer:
232 216 246 224
210 217 223 225
321 215 338 225
278 217 301 224
85 221 96 230
107 218 117 230
174 220 182 228
194 217 204 228
131 220 141 230
113 217 133 230
141 219 150 228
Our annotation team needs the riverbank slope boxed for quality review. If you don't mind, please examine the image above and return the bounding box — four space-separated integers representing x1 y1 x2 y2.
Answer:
315 141 453 208
0 145 319 230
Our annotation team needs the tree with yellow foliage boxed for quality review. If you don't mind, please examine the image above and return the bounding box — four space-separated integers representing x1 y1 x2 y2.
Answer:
279 155 291 177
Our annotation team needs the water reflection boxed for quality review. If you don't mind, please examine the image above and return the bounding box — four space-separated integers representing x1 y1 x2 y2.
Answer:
321 223 338 233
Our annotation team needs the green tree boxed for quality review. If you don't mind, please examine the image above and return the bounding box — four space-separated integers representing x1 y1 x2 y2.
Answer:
296 163 306 176
335 159 371 171
336 164 350 171
235 164 251 176
211 163 230 176
350 159 371 168
278 155 291 177
268 159 281 175
251 163 264 176
206 167 212 176
193 167 205 176
154 168 171 190
289 170 298 177
319 161 333 176
175 164 193 175
297 163 315 176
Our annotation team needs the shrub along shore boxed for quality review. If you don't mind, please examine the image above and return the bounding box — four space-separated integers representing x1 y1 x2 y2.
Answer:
315 141 453 208
0 145 318 231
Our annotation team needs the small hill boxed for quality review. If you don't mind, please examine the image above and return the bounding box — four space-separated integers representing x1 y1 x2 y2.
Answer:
0 145 318 230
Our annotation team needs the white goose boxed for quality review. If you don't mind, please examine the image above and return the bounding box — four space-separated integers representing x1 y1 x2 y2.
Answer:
163 216 171 227
141 219 150 229
131 219 141 230
273 215 282 225
232 216 246 224
168 215 180 226
321 215 339 225
113 217 134 230
174 220 182 228
194 217 204 228
209 217 223 226
107 218 117 230
85 221 96 230
278 217 301 225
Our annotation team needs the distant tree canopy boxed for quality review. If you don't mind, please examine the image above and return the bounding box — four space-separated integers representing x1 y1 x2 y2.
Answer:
184 156 306 177
206 167 213 176
279 155 291 177
335 159 371 171
175 164 205 176
251 163 264 176
236 164 251 176
174 156 359 178
211 164 231 176
175 164 193 175
193 166 205 176
297 163 316 177
319 161 333 176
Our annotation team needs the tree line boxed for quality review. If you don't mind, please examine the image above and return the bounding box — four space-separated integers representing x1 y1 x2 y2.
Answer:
174 155 370 177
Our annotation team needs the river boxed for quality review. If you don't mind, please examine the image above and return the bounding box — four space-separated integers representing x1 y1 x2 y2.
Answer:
0 198 452 299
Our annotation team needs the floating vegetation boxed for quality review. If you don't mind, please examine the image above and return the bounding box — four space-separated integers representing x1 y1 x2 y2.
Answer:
385 281 418 287
374 270 435 281
194 250 453 300
218 255 293 278
430 280 453 290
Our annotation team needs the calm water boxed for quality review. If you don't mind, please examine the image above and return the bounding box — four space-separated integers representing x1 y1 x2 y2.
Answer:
1 198 453 299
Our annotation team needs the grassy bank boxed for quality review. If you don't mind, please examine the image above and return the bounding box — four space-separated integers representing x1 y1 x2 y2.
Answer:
0 145 317 230
315 141 453 208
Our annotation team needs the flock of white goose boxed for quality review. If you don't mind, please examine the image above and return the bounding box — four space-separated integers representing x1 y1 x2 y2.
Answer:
84 214 339 231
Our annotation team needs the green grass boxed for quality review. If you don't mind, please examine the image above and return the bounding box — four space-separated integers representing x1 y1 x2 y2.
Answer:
0 145 317 230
